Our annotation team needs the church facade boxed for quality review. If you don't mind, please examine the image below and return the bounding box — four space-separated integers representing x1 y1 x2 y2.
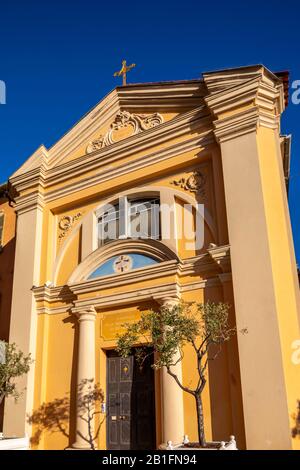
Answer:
1 65 300 450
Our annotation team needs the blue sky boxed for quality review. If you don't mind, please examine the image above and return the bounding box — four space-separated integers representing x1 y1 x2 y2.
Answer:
1 0 299 261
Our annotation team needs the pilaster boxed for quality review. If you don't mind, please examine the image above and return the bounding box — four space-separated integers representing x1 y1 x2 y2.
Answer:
3 189 45 437
203 66 300 449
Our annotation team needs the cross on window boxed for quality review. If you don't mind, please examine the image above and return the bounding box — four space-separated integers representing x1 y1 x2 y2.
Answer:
113 255 132 273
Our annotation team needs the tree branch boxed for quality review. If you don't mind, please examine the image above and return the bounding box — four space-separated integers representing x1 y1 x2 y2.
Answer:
166 366 195 396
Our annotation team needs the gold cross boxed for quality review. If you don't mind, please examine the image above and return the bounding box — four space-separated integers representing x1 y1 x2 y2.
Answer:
114 60 136 86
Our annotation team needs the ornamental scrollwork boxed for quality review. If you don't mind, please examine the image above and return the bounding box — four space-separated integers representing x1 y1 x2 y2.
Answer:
171 171 206 197
86 111 164 154
58 212 82 241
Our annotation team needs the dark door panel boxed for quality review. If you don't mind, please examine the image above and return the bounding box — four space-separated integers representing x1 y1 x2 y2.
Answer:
106 349 156 450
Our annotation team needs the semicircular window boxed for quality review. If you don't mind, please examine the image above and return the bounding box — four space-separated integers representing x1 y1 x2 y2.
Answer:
88 253 158 279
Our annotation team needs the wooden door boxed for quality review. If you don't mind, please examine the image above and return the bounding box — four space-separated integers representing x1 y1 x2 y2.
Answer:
106 349 156 450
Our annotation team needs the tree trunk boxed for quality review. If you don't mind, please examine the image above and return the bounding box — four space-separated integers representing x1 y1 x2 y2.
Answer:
195 393 206 447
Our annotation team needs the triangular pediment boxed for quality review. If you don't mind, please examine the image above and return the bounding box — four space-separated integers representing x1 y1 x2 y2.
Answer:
55 108 181 166
10 65 285 179
19 80 205 173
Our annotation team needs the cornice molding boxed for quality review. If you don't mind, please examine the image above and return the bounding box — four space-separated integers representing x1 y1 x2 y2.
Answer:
36 276 224 314
213 107 260 143
212 107 280 143
205 77 283 116
70 260 179 295
35 304 73 316
205 78 260 116
32 284 75 303
34 277 225 315
179 248 230 276
202 65 281 93
13 191 45 215
10 166 47 193
49 91 120 168
72 282 182 310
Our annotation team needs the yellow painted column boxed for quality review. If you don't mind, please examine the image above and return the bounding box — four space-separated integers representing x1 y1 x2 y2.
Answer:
72 307 97 450
160 297 185 446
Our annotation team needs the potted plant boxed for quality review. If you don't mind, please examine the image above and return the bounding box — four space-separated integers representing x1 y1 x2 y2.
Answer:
117 300 237 450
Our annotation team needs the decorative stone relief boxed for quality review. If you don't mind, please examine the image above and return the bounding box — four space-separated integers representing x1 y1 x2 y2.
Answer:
58 212 82 241
171 170 206 197
86 111 164 154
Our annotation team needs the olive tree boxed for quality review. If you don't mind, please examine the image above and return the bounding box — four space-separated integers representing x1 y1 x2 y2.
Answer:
117 301 234 447
0 341 32 406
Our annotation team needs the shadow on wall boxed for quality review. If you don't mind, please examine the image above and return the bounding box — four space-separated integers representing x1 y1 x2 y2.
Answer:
27 379 105 450
0 236 16 431
291 399 300 439
203 286 246 449
0 236 16 341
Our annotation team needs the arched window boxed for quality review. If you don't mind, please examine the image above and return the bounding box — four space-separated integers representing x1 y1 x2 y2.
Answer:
98 196 160 247
88 253 159 279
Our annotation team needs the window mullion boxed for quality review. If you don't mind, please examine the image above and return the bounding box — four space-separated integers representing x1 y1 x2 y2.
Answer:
119 196 129 239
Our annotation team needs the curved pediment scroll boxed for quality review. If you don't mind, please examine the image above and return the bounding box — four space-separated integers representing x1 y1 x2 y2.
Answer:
86 111 164 154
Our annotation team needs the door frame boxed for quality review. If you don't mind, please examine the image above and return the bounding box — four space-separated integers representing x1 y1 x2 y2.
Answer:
105 347 159 450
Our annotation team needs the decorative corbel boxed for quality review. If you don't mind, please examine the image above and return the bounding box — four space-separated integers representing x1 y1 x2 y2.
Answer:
207 243 231 273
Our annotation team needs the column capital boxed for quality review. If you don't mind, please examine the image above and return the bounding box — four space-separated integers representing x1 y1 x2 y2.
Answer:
72 306 97 322
158 296 180 308
207 243 231 272
212 107 280 144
